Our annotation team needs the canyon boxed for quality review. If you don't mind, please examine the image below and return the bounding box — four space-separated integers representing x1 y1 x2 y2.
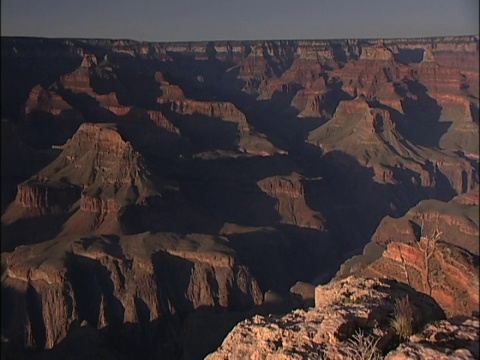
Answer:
1 35 478 359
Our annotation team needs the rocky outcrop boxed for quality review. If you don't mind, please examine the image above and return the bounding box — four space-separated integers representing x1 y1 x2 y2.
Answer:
1 35 478 359
307 97 477 194
59 55 97 93
337 194 479 317
169 99 282 155
257 173 325 229
14 181 79 213
170 99 249 132
1 233 263 354
375 197 479 252
207 277 446 359
24 85 76 116
452 188 479 205
307 97 412 162
291 77 329 118
2 123 160 234
155 72 186 103
329 46 407 102
79 193 122 213
57 53 134 115
361 240 478 317
146 110 180 134
386 317 479 359
46 123 158 210
360 46 395 61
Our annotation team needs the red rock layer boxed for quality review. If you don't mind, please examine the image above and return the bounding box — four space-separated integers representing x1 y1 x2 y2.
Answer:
308 97 477 192
362 240 478 317
24 85 75 116
14 182 78 213
340 193 480 317
208 277 447 359
329 46 408 102
170 99 249 132
79 193 122 213
155 72 186 103
146 110 180 134
3 123 159 228
257 174 325 230
2 233 263 351
291 77 328 117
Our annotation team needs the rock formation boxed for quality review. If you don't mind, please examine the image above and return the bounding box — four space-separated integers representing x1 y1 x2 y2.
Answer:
1 122 164 248
257 173 325 229
337 190 479 317
2 233 262 357
206 277 479 359
386 317 480 359
1 35 478 359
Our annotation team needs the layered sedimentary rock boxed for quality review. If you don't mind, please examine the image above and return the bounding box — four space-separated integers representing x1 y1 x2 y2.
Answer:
15 182 79 213
307 97 477 194
171 99 249 131
57 123 158 208
329 45 407 109
155 72 186 103
207 277 456 359
145 110 180 133
257 173 324 229
1 35 478 359
25 85 76 116
411 51 480 155
57 54 134 116
169 99 281 155
386 317 480 360
337 192 479 317
21 85 84 148
2 123 160 238
290 77 329 118
2 233 262 355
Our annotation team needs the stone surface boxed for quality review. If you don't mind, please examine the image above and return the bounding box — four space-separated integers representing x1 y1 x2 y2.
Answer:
337 192 479 317
207 277 447 359
1 35 478 359
1 233 263 357
386 317 480 360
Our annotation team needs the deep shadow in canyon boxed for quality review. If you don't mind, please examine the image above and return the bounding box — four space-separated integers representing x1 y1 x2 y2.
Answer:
1 36 478 359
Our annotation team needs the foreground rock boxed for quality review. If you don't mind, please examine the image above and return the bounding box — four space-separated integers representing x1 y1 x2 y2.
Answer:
207 277 450 359
386 317 479 360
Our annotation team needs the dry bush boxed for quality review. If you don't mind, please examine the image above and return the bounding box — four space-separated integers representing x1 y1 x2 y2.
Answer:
343 329 383 360
391 295 415 340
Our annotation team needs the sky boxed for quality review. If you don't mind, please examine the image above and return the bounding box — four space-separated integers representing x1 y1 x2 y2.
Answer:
1 0 478 42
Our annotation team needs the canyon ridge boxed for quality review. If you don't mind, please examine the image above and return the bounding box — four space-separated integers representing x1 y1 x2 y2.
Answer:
1 35 478 359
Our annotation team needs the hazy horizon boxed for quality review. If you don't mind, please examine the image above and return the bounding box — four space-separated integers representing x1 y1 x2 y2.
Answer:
1 0 478 43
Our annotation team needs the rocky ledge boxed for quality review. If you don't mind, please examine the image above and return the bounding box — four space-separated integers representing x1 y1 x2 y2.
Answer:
207 276 479 359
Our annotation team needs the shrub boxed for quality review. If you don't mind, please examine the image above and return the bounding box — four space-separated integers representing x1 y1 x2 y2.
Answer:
344 329 382 360
391 296 415 340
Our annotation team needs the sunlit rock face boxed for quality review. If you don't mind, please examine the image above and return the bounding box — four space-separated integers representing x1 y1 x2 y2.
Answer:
1 35 478 359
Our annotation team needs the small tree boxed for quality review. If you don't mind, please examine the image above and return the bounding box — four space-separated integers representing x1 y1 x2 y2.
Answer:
415 221 442 296
393 243 412 286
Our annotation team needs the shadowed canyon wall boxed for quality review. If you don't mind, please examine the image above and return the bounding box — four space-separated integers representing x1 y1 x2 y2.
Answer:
1 35 478 359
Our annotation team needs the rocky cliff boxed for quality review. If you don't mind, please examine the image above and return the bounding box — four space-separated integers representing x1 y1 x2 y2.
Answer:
1 122 164 249
1 233 263 358
1 35 478 359
337 190 479 317
257 173 325 229
207 277 478 359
